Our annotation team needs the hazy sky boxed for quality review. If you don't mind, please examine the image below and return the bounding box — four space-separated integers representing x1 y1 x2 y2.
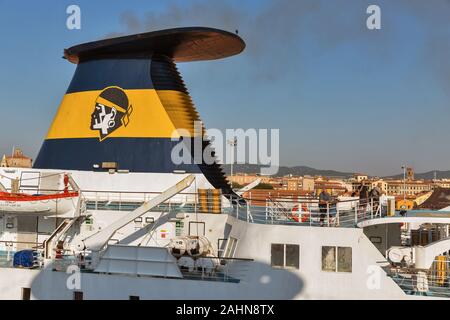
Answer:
0 0 449 176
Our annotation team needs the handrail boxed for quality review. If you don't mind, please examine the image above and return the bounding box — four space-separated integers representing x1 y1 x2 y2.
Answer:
2 187 360 203
79 190 385 229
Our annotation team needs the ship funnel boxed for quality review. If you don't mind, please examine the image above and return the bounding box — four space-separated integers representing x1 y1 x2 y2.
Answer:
34 27 245 195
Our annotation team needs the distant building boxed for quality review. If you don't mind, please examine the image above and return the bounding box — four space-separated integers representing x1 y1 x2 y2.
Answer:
228 170 440 199
406 167 414 180
227 173 273 186
349 179 371 193
386 180 432 196
0 148 32 168
227 173 257 186
354 173 368 183
371 179 388 193
0 156 6 168
286 178 300 191
314 181 346 197
434 179 450 189
301 176 315 192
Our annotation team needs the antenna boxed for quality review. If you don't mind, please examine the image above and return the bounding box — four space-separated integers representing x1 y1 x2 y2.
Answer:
227 137 238 189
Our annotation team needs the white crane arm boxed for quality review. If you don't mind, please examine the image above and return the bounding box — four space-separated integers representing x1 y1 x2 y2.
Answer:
235 178 261 196
78 175 195 252
415 237 450 269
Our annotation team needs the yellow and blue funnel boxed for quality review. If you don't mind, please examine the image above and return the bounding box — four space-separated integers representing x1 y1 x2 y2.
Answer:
34 27 245 195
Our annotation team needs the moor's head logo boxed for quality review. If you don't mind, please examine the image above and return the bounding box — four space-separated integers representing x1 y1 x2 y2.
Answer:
90 87 133 141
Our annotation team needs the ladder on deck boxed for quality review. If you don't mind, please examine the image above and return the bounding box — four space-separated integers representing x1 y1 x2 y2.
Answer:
43 216 83 259
80 175 195 252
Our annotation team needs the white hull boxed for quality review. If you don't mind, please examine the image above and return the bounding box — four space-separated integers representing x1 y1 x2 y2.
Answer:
0 168 447 300
0 212 422 300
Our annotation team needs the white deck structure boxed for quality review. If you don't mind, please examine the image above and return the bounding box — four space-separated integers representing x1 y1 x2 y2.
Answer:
0 168 448 300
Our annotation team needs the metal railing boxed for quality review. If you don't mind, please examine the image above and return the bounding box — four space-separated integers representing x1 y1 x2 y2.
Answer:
235 196 384 228
48 253 251 283
387 256 450 298
179 257 252 283
0 250 15 268
80 189 387 228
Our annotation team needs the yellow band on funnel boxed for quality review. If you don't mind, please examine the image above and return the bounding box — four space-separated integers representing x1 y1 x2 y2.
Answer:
46 89 184 139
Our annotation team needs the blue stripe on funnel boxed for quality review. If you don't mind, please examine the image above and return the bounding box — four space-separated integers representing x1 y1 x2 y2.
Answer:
67 58 154 94
33 138 202 173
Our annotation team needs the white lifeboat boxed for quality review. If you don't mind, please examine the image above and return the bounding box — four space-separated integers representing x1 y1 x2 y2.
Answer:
0 191 79 216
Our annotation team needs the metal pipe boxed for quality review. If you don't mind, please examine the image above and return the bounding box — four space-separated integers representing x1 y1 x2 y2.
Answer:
327 203 330 227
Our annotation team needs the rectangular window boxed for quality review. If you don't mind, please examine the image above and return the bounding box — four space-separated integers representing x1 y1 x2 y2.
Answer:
73 291 83 300
322 246 336 272
145 217 155 225
337 247 352 272
369 236 382 244
21 287 31 300
322 246 352 273
285 244 300 269
134 217 143 230
271 244 300 269
129 295 140 300
271 244 285 268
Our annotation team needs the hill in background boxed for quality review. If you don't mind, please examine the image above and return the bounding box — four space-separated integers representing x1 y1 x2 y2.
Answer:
221 164 450 179
221 164 353 178
385 170 450 180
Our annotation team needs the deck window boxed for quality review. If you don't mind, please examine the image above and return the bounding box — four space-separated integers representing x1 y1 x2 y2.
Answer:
271 244 285 267
337 247 352 272
21 287 31 300
271 244 300 269
322 246 352 273
322 246 336 272
285 244 300 269
73 291 83 300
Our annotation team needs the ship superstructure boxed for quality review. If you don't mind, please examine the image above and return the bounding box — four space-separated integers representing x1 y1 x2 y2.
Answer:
0 28 449 300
